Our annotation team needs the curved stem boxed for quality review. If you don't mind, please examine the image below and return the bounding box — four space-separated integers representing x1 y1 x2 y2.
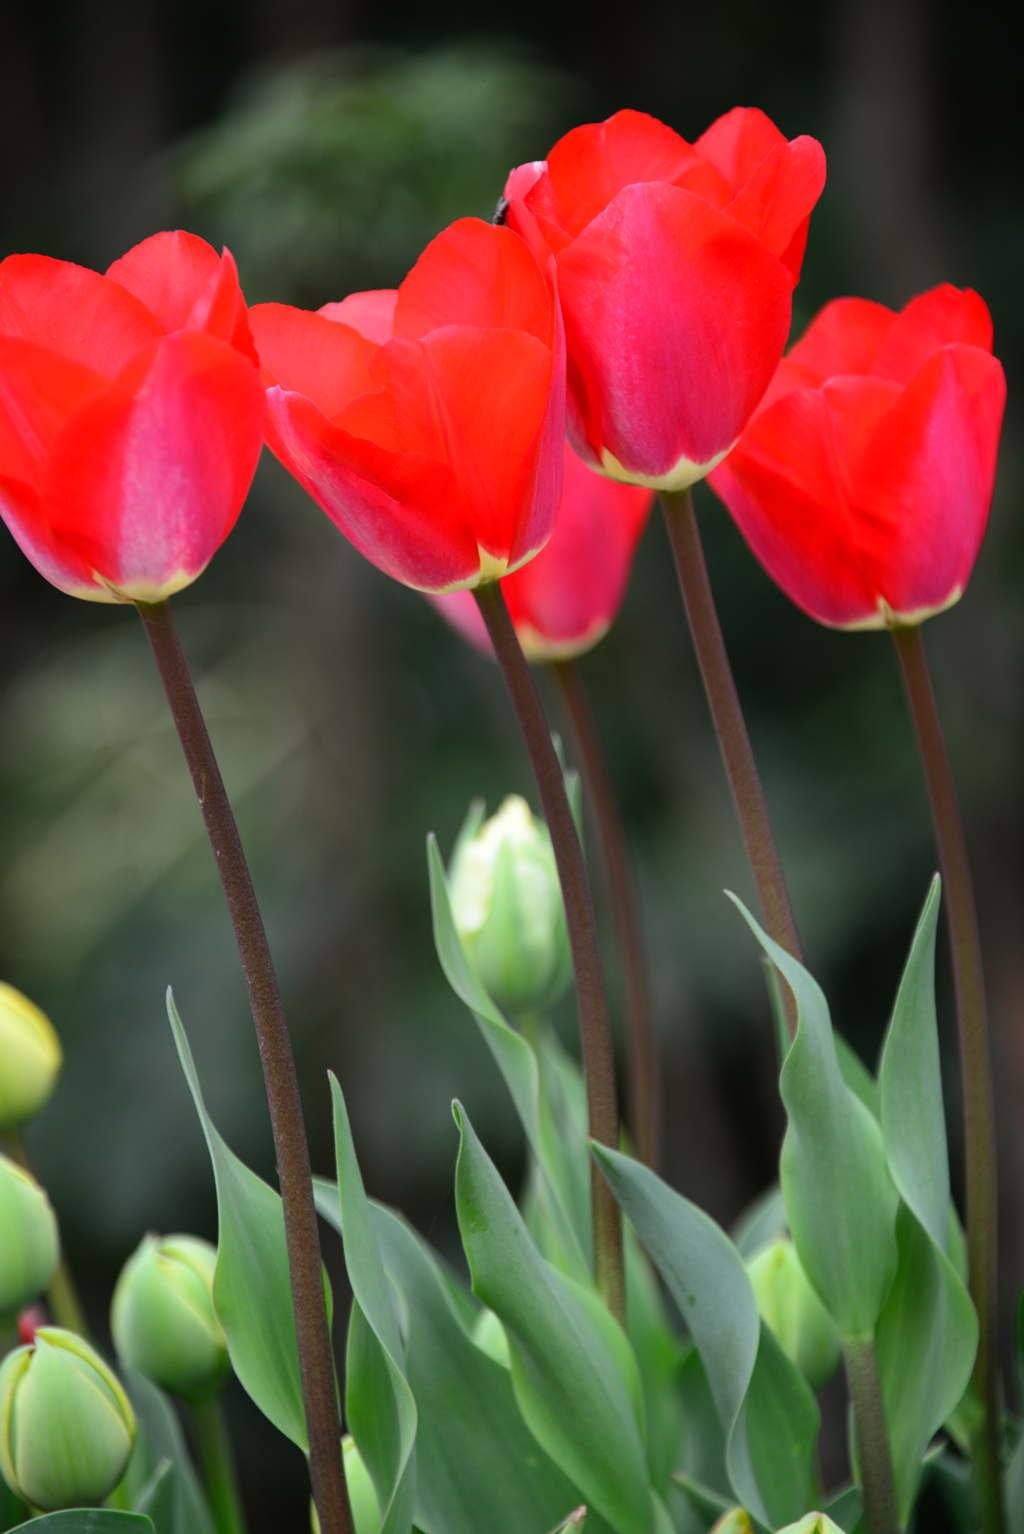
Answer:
844 1335 900 1534
473 583 625 1320
135 600 352 1534
892 624 1004 1534
661 490 802 1037
191 1394 248 1534
551 659 660 1171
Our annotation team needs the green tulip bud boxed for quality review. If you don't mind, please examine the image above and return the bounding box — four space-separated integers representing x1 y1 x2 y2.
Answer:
0 1155 59 1321
746 1237 842 1391
0 983 62 1132
774 1515 844 1534
0 1327 135 1510
111 1233 229 1402
449 795 571 1017
709 1511 752 1534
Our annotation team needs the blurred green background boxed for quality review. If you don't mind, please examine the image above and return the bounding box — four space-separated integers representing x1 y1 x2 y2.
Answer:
1 0 1022 1522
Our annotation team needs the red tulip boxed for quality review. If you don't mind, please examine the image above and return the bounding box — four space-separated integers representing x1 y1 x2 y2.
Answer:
503 107 826 491
708 284 1007 629
0 231 266 603
248 218 565 593
431 441 653 660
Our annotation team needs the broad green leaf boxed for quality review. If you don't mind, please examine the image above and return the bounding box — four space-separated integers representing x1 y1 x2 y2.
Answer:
453 1103 653 1534
732 1185 787 1259
675 1350 729 1498
592 1146 817 1526
428 835 588 1280
14 1517 155 1533
369 1200 614 1534
668 1471 731 1525
167 991 309 1450
121 1367 215 1534
1007 1427 1024 1534
624 1229 685 1494
834 1035 879 1120
874 1205 977 1522
330 1075 417 1534
729 898 899 1337
132 1461 175 1531
822 1485 861 1533
878 877 948 1249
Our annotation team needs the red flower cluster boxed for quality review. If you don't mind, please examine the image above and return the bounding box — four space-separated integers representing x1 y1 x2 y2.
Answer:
0 107 1005 648
709 285 1006 628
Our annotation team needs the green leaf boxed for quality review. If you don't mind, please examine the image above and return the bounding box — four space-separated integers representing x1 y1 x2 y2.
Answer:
453 1103 653 1534
1007 1426 1024 1534
878 877 948 1249
428 835 588 1280
624 1229 685 1494
14 1517 156 1533
591 1146 817 1527
368 1199 612 1534
121 1367 216 1534
874 1205 977 1522
834 1035 879 1120
732 1185 788 1259
132 1461 175 1530
330 1074 417 1534
729 897 899 1337
167 991 310 1449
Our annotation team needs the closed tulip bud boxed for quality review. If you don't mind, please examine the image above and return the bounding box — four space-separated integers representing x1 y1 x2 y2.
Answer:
0 1327 135 1510
449 796 571 1018
0 1156 59 1321
746 1237 842 1391
111 1233 228 1402
0 983 62 1132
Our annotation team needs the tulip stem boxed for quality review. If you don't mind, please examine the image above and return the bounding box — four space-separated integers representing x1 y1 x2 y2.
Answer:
6 1134 90 1339
660 488 803 1035
135 599 352 1534
892 623 1004 1534
551 658 660 1171
474 582 625 1321
843 1334 899 1534
192 1395 248 1534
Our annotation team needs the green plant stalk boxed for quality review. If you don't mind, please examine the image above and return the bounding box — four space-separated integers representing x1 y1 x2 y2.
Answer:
552 657 660 1170
660 487 802 1037
844 1334 900 1534
135 599 353 1534
192 1394 249 1534
892 623 1004 1534
474 582 625 1321
5 1133 90 1339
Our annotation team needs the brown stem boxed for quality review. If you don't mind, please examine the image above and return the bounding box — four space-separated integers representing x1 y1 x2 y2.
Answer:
473 583 625 1320
892 624 1004 1534
551 658 660 1171
844 1335 900 1534
660 489 803 1036
135 600 352 1534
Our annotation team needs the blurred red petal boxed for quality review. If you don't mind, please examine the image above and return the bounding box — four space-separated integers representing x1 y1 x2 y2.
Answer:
0 254 160 376
44 330 265 599
249 303 378 418
428 589 492 654
556 181 791 477
0 472 102 598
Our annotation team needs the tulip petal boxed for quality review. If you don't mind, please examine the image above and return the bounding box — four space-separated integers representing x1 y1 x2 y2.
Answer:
556 181 792 479
249 303 378 418
539 110 705 243
264 387 480 591
353 324 558 565
0 254 161 376
853 344 1007 619
0 336 109 490
107 233 258 361
786 298 896 384
394 219 553 345
872 285 994 385
0 474 103 599
710 388 879 628
694 107 789 192
319 290 398 344
43 331 266 601
724 136 827 278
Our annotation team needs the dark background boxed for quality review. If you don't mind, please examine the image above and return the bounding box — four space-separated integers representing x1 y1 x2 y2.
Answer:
1 0 1022 1524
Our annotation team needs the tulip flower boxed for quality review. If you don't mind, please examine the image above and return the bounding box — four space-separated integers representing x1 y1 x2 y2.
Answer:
708 284 1007 628
248 217 565 592
112 1233 229 1402
502 107 826 490
0 983 62 1133
0 231 266 603
430 442 653 660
